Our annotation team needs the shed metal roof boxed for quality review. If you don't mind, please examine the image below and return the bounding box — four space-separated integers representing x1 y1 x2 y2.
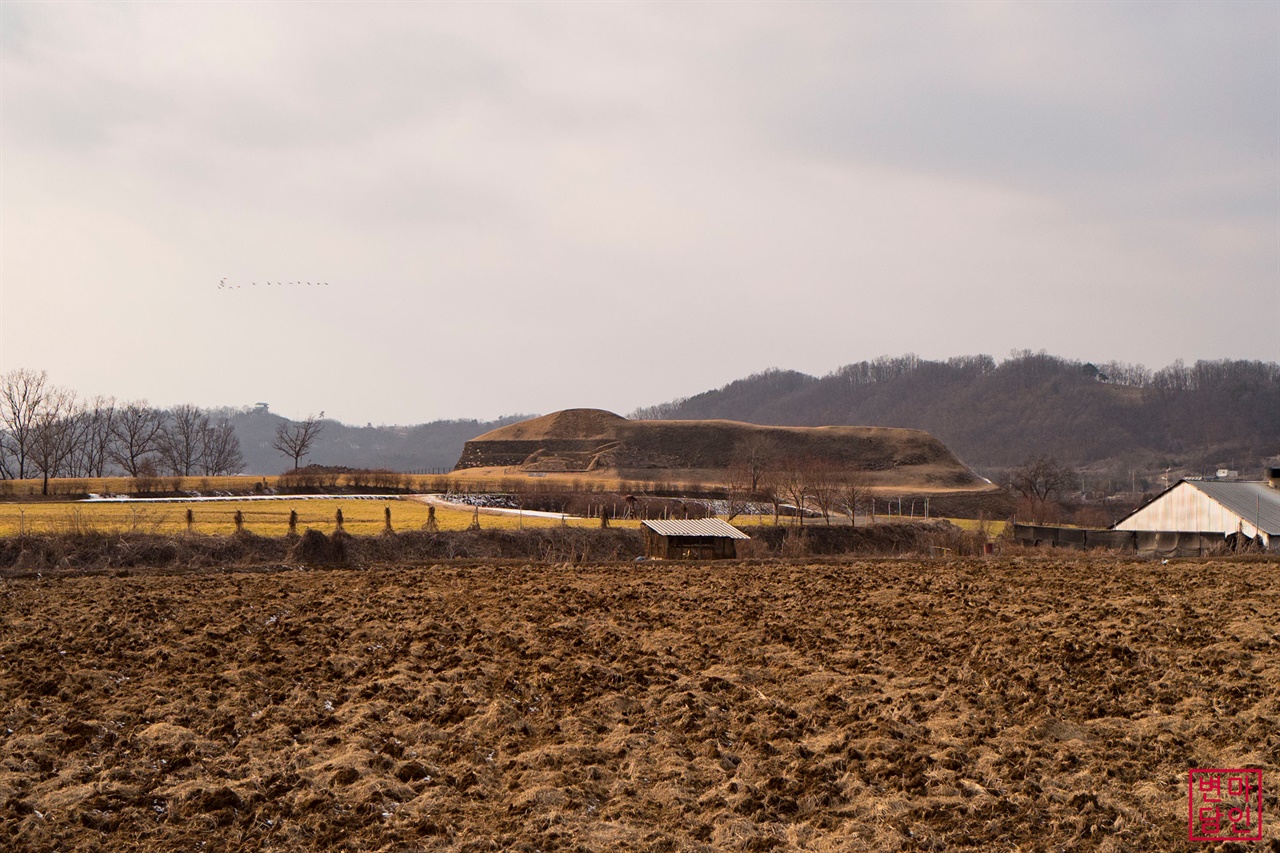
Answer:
1187 480 1280 535
642 519 751 539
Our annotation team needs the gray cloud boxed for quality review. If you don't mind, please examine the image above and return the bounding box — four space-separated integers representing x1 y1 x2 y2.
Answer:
1 1 1275 424
755 7 1274 196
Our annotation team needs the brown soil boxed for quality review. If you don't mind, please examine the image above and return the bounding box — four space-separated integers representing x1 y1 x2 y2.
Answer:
2 558 1277 851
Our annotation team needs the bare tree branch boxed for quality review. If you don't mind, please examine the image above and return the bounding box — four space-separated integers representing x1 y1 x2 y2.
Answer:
836 470 872 527
1010 455 1076 504
272 413 325 470
30 387 78 495
70 396 116 478
200 419 244 476
158 404 208 477
110 401 165 478
0 368 50 480
807 461 840 525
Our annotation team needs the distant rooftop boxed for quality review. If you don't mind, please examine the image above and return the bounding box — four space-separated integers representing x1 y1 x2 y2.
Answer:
642 519 751 539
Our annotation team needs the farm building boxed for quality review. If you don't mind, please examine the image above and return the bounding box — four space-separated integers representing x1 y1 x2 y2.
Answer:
642 519 750 560
1111 470 1280 550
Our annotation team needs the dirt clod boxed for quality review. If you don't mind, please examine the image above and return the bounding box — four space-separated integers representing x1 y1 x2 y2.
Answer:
0 558 1276 850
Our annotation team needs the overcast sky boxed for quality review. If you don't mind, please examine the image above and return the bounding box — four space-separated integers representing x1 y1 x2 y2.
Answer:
2 1 1277 425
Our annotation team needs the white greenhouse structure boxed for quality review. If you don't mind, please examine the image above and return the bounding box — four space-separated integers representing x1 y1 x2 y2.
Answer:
1113 476 1280 550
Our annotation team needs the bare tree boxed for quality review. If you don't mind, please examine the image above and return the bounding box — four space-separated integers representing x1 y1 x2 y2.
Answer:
0 368 50 480
199 418 244 476
806 461 841 525
110 401 165 477
723 460 753 521
756 467 785 525
837 471 872 527
158 404 208 477
1010 455 1076 505
779 456 811 527
272 412 325 470
735 433 777 493
30 387 79 495
629 398 687 420
70 396 116 477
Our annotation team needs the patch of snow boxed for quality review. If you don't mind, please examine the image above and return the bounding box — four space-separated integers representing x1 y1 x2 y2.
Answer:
81 494 404 503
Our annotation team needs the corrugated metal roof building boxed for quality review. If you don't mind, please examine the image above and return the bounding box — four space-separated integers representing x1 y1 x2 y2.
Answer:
642 519 750 560
1112 477 1280 549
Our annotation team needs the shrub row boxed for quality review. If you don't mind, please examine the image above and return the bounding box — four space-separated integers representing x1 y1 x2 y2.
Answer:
0 521 993 574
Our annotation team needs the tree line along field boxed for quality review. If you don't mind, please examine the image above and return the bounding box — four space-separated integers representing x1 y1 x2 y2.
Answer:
0 557 1276 851
0 499 648 537
0 473 520 498
0 471 726 500
0 474 282 498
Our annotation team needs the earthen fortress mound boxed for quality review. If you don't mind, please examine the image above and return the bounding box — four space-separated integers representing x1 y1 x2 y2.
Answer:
455 409 988 491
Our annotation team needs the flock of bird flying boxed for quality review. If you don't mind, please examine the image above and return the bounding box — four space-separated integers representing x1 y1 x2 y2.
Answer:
217 277 331 290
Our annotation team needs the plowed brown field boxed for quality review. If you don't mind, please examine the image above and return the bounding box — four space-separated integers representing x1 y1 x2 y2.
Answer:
1 558 1277 851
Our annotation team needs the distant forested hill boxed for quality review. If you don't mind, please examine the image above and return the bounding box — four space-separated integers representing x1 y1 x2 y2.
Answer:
233 353 1278 485
630 353 1280 480
230 410 531 475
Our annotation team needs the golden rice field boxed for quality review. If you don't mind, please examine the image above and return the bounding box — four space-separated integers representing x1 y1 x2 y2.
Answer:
0 499 642 537
946 516 1009 536
0 499 996 539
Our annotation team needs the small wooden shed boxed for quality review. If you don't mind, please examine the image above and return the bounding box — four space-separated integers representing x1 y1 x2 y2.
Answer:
642 518 750 559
